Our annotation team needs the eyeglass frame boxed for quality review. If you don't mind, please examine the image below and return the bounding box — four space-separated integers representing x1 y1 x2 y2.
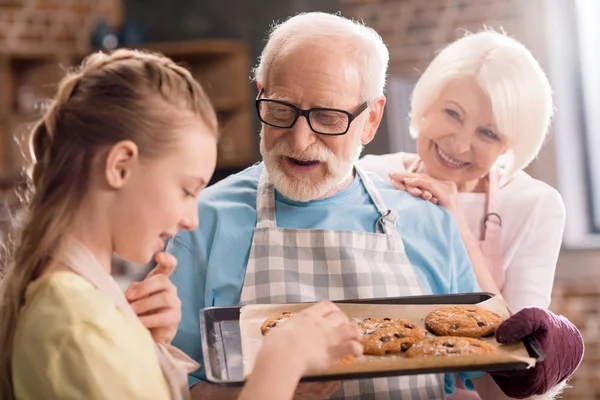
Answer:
255 88 370 136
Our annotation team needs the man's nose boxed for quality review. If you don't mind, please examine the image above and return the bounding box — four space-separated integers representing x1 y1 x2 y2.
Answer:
288 116 317 152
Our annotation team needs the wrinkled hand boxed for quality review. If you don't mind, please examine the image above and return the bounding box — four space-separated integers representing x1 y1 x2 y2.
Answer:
389 172 460 211
261 301 362 376
126 252 181 344
490 307 584 398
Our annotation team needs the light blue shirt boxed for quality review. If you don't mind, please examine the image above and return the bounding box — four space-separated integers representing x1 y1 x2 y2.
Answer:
168 163 483 392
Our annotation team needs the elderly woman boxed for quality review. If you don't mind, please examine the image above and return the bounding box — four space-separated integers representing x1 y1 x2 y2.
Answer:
361 30 567 398
362 30 563 310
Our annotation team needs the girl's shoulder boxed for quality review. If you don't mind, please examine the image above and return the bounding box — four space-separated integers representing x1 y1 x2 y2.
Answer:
17 272 124 335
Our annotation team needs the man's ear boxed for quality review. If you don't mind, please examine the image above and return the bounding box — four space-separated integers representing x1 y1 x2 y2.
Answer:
104 140 139 189
361 96 387 145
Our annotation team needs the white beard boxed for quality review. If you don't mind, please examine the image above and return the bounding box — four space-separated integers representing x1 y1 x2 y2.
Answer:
260 131 364 202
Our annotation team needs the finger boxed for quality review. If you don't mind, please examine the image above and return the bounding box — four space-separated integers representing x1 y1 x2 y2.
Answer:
129 291 179 316
389 172 420 181
405 178 445 199
331 340 364 361
147 252 177 278
432 197 439 204
421 190 433 201
139 308 181 329
126 274 173 301
321 309 351 329
406 187 422 196
390 180 407 191
404 177 438 193
333 322 362 342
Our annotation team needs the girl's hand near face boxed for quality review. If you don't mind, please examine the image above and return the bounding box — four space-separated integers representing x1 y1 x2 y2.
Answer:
126 252 182 344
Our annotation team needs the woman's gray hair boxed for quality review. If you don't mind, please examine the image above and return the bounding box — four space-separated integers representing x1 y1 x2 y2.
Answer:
253 12 389 101
410 29 554 179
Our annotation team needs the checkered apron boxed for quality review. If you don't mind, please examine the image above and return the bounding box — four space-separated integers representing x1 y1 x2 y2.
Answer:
240 165 445 399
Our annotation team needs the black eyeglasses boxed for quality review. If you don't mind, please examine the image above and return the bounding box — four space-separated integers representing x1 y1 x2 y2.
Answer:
255 89 369 136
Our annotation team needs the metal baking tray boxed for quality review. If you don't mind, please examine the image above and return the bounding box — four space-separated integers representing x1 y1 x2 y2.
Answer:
199 292 545 386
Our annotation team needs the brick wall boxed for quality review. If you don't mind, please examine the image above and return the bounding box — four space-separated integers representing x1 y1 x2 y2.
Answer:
342 0 525 76
551 282 600 399
341 0 597 398
0 0 122 54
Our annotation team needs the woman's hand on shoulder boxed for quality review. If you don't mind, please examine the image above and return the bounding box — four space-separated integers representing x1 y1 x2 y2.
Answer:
388 172 461 212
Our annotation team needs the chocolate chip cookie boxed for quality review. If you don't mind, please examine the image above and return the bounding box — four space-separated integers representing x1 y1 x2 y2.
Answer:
424 307 503 337
405 336 498 358
358 317 426 355
260 312 294 335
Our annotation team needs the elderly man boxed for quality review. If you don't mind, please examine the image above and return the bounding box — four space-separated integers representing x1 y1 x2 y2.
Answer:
168 12 582 400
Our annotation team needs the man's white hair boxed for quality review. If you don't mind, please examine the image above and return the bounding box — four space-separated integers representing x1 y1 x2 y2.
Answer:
253 12 389 100
410 29 554 179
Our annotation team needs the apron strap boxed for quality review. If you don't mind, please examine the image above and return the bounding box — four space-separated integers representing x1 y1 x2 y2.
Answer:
256 167 277 229
55 239 135 316
354 164 398 235
483 169 502 233
481 169 505 289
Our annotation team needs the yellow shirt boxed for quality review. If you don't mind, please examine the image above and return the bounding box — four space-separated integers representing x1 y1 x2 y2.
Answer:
12 271 171 400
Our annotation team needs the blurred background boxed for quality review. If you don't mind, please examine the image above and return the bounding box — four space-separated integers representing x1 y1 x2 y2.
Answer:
0 0 598 397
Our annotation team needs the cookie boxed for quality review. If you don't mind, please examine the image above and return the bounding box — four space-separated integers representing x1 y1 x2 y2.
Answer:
405 336 498 358
359 317 423 332
424 307 503 337
358 318 426 355
260 312 294 335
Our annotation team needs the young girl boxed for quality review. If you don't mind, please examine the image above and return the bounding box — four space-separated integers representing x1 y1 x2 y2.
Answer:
0 49 362 400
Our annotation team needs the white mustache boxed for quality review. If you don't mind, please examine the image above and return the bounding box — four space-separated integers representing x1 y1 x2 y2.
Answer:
270 139 333 163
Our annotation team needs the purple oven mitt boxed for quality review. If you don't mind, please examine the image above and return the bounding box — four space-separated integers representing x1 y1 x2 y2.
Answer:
489 307 584 398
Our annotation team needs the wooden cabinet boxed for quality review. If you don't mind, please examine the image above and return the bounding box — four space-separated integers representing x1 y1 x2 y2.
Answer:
143 40 256 170
0 49 78 181
0 39 257 183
